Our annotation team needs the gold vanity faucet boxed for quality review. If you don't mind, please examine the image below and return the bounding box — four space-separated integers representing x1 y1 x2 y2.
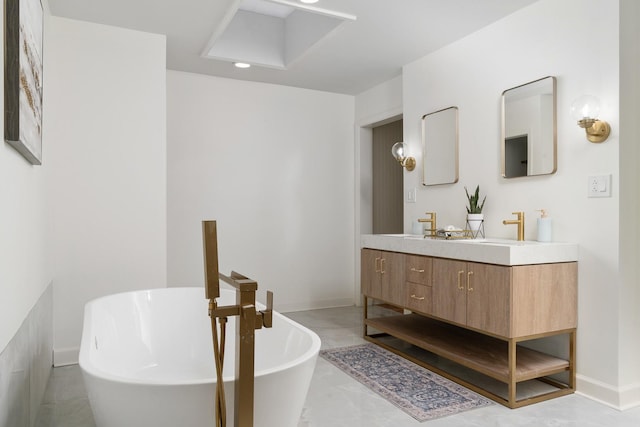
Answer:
418 212 437 237
503 211 525 241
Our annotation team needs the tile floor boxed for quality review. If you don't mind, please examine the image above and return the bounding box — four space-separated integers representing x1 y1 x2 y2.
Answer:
35 305 640 427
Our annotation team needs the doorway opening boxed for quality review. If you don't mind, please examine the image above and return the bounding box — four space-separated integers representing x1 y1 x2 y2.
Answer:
372 119 403 234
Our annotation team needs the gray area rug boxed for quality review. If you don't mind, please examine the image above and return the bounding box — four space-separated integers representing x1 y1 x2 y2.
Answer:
320 343 493 422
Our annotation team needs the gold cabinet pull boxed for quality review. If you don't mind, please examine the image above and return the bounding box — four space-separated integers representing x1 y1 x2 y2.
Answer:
374 257 381 273
467 271 474 291
410 294 425 301
457 270 465 290
410 267 425 273
380 258 386 274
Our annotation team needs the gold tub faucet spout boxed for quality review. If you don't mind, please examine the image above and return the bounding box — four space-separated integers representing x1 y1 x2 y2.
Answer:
503 211 525 241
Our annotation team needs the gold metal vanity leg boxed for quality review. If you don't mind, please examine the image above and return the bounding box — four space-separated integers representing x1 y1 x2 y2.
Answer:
363 295 369 337
569 329 577 391
508 339 517 407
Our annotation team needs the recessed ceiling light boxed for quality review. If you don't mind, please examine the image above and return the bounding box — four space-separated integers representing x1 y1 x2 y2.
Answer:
234 62 251 69
300 0 319 4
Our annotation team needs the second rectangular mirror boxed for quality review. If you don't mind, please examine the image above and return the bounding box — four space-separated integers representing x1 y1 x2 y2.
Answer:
502 76 557 178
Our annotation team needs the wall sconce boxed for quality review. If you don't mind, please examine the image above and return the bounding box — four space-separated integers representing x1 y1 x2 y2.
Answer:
391 142 416 171
570 95 611 143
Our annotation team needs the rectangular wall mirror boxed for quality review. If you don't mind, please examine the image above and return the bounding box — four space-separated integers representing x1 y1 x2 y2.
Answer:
502 76 557 178
422 106 459 186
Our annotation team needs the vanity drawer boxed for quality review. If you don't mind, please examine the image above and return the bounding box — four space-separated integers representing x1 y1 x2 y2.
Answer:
406 283 432 314
406 255 432 285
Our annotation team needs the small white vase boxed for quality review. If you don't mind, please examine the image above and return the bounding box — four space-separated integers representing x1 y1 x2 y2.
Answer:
466 213 484 235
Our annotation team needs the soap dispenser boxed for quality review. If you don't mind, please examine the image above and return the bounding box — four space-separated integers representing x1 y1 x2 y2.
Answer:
536 209 552 242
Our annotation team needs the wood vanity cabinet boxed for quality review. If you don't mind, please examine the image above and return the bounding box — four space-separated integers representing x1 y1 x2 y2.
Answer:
362 247 578 409
361 248 404 306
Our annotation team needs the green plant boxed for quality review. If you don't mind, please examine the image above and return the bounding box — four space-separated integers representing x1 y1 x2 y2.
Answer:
465 185 486 214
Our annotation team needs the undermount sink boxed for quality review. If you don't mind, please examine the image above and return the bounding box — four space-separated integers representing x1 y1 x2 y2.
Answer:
361 234 578 266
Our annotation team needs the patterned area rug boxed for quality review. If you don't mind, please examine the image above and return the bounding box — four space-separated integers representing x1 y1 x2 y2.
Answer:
320 343 493 422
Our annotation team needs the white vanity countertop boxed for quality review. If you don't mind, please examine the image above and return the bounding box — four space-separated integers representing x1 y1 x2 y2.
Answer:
361 234 578 266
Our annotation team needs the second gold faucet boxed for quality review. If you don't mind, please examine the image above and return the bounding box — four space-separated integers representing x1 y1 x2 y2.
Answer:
503 211 525 241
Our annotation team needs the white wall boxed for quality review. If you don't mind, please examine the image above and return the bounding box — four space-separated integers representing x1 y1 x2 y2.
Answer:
167 71 355 311
355 75 403 126
401 0 630 408
45 17 167 365
0 5 50 357
618 0 640 409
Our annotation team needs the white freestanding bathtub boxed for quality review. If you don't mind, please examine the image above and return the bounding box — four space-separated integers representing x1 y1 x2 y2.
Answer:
79 287 320 427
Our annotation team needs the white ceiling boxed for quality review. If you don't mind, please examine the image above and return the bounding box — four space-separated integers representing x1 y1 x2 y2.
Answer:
47 0 539 95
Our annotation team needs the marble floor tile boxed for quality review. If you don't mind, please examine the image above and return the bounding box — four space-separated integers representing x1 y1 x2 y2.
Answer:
36 305 640 427
34 365 95 427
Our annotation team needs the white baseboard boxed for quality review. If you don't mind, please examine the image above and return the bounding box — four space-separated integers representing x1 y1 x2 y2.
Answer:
619 382 640 410
53 347 79 367
577 374 640 410
277 297 354 313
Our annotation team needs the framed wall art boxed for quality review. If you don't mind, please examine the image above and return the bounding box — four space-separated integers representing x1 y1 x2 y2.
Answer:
4 0 44 165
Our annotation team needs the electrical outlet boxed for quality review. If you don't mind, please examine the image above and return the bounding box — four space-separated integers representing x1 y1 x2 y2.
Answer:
407 188 417 203
587 175 611 198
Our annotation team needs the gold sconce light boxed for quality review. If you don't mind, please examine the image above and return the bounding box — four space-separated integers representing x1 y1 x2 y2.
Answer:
391 142 416 171
570 95 611 143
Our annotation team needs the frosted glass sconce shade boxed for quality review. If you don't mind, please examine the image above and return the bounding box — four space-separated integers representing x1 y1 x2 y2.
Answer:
570 95 611 143
391 142 416 171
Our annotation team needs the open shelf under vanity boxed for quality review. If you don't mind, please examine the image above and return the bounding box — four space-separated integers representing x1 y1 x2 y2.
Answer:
364 311 575 408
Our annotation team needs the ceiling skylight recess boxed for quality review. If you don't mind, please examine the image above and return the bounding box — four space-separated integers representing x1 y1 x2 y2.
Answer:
202 0 356 70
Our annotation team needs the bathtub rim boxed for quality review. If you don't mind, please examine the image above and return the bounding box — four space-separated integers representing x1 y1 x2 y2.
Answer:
79 286 321 386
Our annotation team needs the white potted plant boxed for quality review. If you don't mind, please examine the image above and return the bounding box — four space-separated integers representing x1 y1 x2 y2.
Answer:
465 185 486 236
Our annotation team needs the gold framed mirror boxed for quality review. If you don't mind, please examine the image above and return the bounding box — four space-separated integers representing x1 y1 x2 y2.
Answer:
422 106 459 186
501 76 557 178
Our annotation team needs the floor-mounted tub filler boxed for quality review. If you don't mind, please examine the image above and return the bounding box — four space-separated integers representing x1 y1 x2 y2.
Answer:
79 222 320 427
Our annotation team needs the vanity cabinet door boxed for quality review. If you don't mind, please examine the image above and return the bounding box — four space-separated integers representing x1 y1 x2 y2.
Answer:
432 258 468 325
381 251 405 306
465 262 511 337
432 259 511 336
361 249 404 305
361 249 382 299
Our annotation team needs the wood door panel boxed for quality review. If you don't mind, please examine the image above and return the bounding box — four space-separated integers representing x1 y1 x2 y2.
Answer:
361 249 381 299
466 262 511 337
432 258 467 325
381 251 405 306
511 262 578 336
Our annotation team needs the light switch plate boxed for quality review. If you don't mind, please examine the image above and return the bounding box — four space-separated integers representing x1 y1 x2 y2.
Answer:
407 188 417 203
587 174 611 198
